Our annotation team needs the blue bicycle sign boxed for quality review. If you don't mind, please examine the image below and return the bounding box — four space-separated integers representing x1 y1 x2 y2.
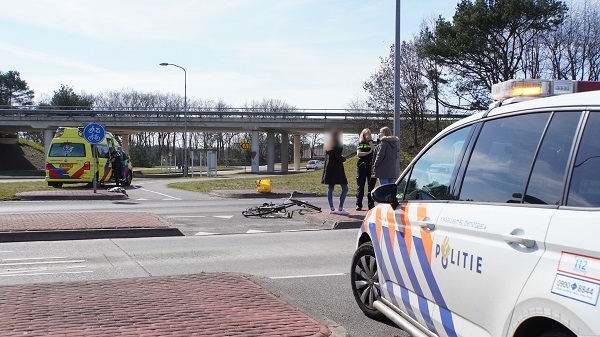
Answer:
83 123 105 144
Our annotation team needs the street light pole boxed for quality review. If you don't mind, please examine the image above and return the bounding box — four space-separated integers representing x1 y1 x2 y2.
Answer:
160 62 188 176
393 0 401 175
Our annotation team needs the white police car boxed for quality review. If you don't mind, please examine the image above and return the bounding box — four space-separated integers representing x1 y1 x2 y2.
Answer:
351 79 600 337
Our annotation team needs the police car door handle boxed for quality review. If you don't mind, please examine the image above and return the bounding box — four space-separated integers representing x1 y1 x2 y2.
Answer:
417 217 436 232
502 233 536 248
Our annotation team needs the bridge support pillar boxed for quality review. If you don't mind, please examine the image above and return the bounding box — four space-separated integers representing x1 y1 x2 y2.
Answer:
266 132 275 173
251 130 259 173
121 134 130 153
293 134 301 171
280 132 288 173
44 129 54 162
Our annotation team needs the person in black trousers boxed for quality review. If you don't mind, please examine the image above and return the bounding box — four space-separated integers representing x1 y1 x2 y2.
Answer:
109 147 123 187
356 128 376 211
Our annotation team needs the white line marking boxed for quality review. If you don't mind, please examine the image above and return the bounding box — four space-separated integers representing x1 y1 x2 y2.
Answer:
214 215 233 219
0 260 85 267
66 265 87 269
0 270 93 277
246 229 268 234
282 229 322 232
0 251 14 253
195 232 217 236
2 257 66 261
136 198 149 201
167 216 206 218
269 273 346 280
140 188 181 200
0 268 47 275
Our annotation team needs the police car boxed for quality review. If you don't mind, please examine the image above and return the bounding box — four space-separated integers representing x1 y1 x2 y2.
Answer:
351 79 600 337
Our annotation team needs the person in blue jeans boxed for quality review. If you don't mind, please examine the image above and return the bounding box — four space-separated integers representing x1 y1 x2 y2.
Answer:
372 126 399 186
322 129 349 215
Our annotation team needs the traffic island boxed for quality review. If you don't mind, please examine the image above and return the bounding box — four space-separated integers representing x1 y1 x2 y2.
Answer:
16 189 128 201
0 212 183 242
211 189 318 199
0 273 332 337
294 208 366 230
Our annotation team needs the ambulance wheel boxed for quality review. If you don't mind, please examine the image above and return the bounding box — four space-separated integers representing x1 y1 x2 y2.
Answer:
49 182 63 188
123 172 132 187
351 242 385 320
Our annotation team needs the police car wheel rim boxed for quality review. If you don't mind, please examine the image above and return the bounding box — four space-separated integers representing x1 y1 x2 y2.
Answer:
355 255 380 309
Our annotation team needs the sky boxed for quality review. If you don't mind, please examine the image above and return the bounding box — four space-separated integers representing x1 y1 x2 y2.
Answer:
1 0 459 109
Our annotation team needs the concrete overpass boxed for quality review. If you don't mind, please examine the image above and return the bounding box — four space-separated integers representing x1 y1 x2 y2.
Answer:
0 107 459 173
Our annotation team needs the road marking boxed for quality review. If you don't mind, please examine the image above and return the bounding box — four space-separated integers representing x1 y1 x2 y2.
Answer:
214 215 234 219
139 188 182 200
167 216 206 218
195 232 217 236
282 229 323 232
66 265 87 269
136 198 149 201
246 229 268 234
2 256 66 261
269 273 346 280
0 270 93 277
0 268 47 275
0 260 85 267
0 251 14 253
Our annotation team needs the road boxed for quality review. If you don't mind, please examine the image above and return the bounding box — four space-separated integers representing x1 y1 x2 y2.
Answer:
0 178 408 336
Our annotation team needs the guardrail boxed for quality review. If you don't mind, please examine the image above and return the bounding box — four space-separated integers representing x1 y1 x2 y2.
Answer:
0 107 468 121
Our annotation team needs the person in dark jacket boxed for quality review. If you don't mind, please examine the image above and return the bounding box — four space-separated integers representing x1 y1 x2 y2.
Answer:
109 147 123 187
355 128 376 211
322 129 349 215
372 126 400 185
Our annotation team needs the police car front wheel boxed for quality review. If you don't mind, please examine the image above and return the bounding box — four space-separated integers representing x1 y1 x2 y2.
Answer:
351 242 385 320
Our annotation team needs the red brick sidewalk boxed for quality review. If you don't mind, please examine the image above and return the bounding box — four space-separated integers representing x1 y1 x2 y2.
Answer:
0 212 167 232
0 273 331 337
297 208 366 230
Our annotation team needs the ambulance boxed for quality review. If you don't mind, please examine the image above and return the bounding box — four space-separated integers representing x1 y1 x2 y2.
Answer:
351 79 600 337
45 127 133 187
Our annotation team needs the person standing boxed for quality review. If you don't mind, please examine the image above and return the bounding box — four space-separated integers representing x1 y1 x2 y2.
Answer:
322 129 349 215
372 126 400 185
355 128 376 211
109 147 123 187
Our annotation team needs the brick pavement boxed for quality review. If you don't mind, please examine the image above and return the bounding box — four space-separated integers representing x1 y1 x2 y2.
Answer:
0 273 331 337
17 190 127 201
0 212 168 232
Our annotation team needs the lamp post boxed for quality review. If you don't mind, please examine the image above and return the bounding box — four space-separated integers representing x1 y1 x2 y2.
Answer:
160 62 188 176
393 0 401 175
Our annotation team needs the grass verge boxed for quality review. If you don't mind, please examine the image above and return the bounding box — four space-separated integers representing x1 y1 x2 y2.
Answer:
0 182 92 200
170 158 361 196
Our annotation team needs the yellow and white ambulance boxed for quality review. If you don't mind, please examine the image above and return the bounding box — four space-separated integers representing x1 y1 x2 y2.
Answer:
45 127 133 187
352 79 600 337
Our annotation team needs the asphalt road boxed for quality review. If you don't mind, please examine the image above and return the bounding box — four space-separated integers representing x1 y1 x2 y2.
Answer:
0 178 408 336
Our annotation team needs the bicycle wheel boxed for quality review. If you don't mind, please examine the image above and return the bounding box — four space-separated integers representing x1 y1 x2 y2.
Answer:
291 199 321 212
242 206 278 217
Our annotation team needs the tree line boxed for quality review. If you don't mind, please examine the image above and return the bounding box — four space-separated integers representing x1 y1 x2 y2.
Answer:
361 0 600 151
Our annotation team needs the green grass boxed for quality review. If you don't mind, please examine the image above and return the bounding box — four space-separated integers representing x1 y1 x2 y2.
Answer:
0 182 51 200
0 182 92 200
18 138 44 152
170 157 360 196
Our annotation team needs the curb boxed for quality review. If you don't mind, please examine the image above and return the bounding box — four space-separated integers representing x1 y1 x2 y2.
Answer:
297 213 363 230
0 227 184 243
16 192 128 201
250 275 348 337
210 189 318 199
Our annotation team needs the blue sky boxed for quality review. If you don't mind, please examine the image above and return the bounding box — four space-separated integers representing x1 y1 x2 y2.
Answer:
1 0 459 108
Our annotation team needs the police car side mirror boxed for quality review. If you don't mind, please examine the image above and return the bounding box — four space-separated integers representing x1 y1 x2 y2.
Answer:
372 184 398 206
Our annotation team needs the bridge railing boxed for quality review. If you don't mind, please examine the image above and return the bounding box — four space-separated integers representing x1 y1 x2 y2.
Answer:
0 106 469 121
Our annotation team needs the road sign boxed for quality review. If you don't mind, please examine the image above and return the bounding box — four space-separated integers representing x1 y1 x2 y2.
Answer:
83 123 105 144
240 142 250 150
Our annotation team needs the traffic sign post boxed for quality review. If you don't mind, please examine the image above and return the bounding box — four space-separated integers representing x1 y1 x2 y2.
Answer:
83 123 106 193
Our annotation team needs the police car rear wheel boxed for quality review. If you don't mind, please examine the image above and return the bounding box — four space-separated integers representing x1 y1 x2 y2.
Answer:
538 330 575 337
351 242 385 320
